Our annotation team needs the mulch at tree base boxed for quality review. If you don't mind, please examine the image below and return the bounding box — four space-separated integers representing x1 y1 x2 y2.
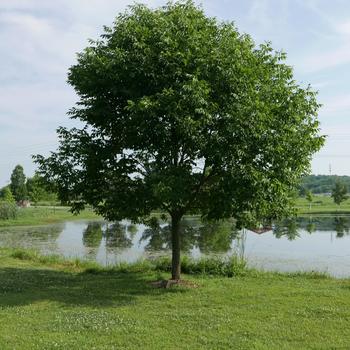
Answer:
149 279 199 289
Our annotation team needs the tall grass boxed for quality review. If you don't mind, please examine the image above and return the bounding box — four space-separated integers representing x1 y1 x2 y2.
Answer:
10 249 100 271
9 249 247 277
153 255 247 277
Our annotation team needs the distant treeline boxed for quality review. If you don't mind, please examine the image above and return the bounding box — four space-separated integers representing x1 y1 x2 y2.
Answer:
300 175 350 194
0 164 57 205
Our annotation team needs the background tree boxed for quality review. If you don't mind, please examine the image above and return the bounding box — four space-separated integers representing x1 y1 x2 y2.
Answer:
0 187 17 220
26 174 58 206
0 186 15 204
35 1 324 281
331 180 348 207
305 190 313 211
10 165 27 203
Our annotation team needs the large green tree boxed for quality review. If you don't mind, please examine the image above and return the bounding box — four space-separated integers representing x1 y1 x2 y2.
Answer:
35 1 324 280
10 165 27 202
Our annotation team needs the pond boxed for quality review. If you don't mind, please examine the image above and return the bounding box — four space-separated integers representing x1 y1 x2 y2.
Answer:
1 215 350 277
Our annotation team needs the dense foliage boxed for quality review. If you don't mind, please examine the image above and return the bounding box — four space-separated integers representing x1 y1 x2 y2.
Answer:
35 1 324 279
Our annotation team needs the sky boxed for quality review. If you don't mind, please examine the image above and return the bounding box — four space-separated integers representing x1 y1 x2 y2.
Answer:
1 0 350 186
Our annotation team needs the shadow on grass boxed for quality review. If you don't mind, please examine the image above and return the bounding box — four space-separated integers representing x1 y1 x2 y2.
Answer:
0 267 184 308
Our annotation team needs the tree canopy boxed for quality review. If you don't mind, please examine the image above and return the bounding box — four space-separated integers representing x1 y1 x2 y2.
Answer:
35 1 324 280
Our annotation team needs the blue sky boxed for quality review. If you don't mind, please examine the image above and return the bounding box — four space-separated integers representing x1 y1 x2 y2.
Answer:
0 0 350 186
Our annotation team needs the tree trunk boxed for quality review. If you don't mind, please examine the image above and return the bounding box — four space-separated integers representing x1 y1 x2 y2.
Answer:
171 213 181 280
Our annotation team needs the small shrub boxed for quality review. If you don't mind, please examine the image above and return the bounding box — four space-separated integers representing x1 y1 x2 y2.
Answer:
0 201 18 220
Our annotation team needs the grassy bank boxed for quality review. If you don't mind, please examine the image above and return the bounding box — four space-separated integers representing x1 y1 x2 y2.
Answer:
296 195 350 214
0 248 350 349
0 206 100 227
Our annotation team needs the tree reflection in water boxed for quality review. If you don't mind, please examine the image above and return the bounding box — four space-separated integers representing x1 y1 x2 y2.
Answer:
306 220 316 234
333 217 349 238
141 224 170 251
140 218 237 254
127 224 138 239
273 218 300 240
196 221 238 254
82 222 103 248
79 215 350 262
81 222 103 260
104 222 133 249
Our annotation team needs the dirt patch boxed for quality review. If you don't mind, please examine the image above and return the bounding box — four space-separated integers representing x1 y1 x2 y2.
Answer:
150 279 199 289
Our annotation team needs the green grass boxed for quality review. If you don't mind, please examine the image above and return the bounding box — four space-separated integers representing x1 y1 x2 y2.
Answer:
296 195 350 214
0 248 350 349
0 206 100 227
8 249 249 277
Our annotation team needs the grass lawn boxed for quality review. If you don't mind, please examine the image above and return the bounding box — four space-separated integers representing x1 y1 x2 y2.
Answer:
0 206 100 227
0 249 350 349
296 195 350 214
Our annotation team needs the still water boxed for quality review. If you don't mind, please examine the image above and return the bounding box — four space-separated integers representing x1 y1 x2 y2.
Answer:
1 216 350 277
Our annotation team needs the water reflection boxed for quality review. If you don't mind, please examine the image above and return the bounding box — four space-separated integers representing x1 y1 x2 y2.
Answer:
0 224 63 251
141 224 170 251
105 223 133 249
196 221 238 253
140 218 237 254
1 215 350 277
306 219 316 234
271 216 350 240
333 217 349 238
127 224 138 237
273 219 300 241
82 222 103 248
